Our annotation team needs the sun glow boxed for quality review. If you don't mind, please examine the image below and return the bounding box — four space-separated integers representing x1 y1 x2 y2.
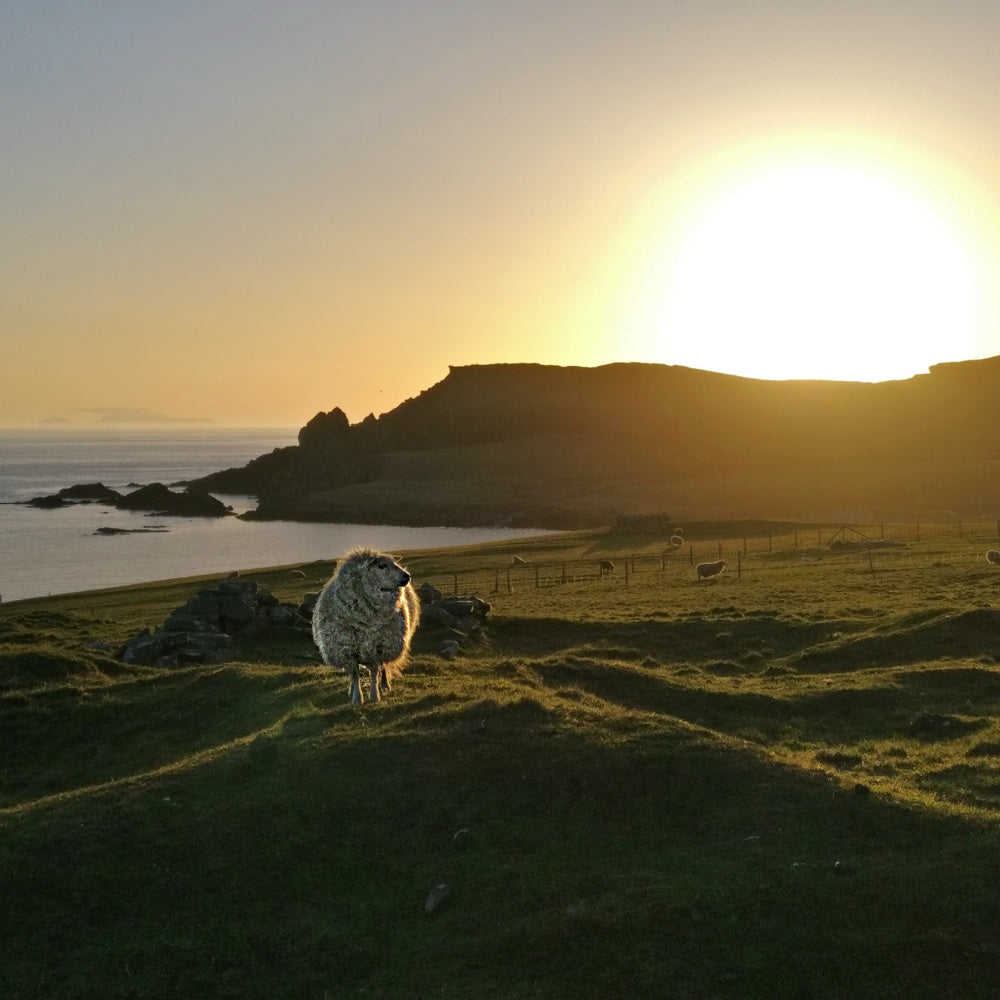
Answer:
640 160 982 382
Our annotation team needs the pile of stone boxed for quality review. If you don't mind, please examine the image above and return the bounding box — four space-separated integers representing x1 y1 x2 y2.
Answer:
415 583 491 659
118 577 493 669
120 578 312 668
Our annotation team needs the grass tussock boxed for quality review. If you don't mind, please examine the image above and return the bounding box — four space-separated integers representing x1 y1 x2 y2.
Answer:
4 523 1000 997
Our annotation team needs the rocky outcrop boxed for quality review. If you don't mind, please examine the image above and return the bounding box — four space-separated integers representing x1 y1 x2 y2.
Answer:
25 481 233 518
115 483 234 517
119 578 312 667
415 583 491 658
118 577 493 668
27 482 124 507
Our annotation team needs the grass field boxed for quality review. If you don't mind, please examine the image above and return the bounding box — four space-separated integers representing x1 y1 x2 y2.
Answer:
3 521 1000 998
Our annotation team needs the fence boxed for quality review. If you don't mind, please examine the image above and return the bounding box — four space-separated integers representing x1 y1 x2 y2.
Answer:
416 521 1000 597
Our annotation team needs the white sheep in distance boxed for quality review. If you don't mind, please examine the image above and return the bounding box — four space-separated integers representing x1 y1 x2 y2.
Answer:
696 559 726 581
311 548 420 704
986 549 1000 565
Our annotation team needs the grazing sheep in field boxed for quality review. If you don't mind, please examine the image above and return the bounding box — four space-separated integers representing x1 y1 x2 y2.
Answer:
696 559 725 581
986 549 1000 565
600 559 615 577
289 569 307 579
226 570 240 580
311 548 420 704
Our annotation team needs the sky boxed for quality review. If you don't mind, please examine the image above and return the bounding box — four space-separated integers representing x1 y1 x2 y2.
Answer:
3 1 1000 427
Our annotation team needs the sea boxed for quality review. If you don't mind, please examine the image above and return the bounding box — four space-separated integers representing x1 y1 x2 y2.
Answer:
0 428 547 603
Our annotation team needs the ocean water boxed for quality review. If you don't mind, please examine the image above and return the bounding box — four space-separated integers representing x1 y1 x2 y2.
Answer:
0 428 546 602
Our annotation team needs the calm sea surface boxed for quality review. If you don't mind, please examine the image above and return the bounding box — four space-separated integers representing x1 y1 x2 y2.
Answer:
0 428 547 602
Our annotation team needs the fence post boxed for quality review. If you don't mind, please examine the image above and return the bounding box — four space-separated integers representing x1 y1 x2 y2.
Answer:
453 571 459 595
506 567 512 594
494 567 500 592
867 545 876 578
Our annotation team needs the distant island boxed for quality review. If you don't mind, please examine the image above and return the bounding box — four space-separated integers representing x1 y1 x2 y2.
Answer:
38 408 215 426
187 358 1000 529
85 408 214 425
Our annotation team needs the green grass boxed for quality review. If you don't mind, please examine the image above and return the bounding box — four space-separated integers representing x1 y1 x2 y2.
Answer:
3 522 1000 997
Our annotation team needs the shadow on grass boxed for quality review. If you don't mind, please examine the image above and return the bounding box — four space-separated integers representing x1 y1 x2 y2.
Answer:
3 688 1000 999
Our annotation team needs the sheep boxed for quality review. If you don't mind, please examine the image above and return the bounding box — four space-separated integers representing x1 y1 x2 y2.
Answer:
226 570 240 580
599 559 615 577
696 559 725 581
986 549 1000 565
311 548 421 704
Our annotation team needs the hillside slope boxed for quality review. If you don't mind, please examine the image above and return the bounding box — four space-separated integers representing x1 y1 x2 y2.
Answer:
194 358 1000 527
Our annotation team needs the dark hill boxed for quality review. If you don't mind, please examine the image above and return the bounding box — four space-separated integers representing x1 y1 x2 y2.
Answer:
191 359 1000 528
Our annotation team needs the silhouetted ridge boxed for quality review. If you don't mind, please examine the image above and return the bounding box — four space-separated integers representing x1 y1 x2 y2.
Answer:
189 358 1000 528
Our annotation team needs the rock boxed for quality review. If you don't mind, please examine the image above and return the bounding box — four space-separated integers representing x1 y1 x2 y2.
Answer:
422 605 458 628
424 883 451 915
118 577 310 667
26 482 124 508
116 483 234 518
417 582 443 605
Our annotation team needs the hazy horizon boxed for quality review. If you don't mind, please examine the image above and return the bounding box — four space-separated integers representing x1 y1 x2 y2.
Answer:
4 3 1000 427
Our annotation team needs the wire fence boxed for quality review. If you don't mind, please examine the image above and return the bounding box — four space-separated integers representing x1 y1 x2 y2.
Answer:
416 521 1000 597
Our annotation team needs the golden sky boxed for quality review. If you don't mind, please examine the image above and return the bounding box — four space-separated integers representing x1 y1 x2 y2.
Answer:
3 2 1000 427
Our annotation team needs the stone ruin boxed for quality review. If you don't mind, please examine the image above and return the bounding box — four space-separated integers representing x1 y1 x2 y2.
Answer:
119 577 491 668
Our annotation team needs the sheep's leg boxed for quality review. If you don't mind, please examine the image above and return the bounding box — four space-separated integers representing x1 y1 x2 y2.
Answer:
379 668 392 695
348 665 363 704
369 666 382 703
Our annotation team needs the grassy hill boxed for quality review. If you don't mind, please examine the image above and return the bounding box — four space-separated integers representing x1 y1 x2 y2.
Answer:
193 358 1000 528
4 522 1000 998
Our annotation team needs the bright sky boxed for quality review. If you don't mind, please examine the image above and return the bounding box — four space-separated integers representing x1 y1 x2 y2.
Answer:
3 1 1000 427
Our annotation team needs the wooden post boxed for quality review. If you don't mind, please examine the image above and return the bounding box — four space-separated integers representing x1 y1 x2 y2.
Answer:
453 571 459 595
494 567 500 592
867 545 876 577
506 567 512 594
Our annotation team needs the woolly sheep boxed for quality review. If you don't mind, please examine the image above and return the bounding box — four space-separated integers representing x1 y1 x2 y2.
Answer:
986 549 1000 565
600 559 615 576
696 559 725 581
311 548 420 704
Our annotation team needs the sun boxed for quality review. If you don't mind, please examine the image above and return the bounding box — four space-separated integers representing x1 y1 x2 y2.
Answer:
645 160 981 382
